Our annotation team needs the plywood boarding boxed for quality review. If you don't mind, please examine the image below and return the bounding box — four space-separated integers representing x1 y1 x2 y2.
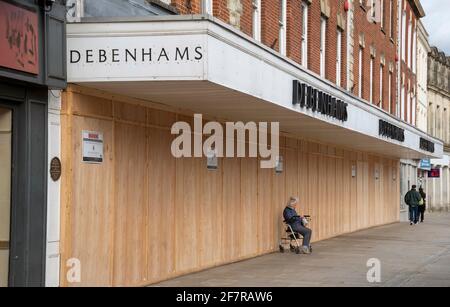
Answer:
148 128 176 282
66 116 114 286
240 156 259 258
113 122 148 286
222 157 241 261
60 87 401 286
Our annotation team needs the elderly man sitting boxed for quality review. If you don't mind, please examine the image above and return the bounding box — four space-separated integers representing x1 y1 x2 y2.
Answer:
283 196 312 254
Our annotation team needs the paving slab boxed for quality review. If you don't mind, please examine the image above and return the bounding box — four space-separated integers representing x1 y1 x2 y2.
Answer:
152 213 450 287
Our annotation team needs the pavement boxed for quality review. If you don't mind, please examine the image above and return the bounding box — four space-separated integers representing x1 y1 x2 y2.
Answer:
153 212 450 287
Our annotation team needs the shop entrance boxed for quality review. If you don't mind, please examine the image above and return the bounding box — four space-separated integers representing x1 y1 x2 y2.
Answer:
0 107 12 287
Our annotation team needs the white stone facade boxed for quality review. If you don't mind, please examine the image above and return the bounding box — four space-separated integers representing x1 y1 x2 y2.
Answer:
416 21 429 132
427 47 450 211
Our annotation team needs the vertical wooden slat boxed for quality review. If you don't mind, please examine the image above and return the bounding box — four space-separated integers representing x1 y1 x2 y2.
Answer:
70 116 114 286
113 122 147 286
241 156 258 257
222 157 241 261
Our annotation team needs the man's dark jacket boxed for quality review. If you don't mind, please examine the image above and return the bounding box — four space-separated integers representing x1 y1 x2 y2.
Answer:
283 206 303 232
404 189 422 207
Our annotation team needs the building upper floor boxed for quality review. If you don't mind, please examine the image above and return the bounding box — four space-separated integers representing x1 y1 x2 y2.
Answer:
416 20 429 95
428 47 450 94
65 0 430 127
399 0 424 75
66 15 444 160
66 0 177 19
427 47 450 148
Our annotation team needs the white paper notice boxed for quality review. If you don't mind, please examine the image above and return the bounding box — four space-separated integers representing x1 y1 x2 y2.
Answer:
82 130 103 163
206 148 218 170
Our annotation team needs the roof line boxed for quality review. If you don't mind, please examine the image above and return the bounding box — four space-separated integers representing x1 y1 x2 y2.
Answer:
410 0 426 18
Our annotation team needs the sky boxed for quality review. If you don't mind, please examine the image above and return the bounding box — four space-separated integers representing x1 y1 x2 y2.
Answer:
421 0 450 54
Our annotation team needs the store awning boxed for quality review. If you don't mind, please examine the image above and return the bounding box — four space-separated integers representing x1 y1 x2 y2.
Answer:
66 15 443 160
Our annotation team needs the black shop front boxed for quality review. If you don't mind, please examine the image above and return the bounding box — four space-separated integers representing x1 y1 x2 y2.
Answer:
0 0 66 287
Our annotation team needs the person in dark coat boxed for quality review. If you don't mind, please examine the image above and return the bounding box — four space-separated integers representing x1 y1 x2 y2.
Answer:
404 185 422 225
418 187 426 223
283 196 312 254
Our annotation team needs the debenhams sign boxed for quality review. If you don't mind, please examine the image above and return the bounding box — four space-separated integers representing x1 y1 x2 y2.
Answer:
292 80 348 122
67 35 205 81
69 46 203 64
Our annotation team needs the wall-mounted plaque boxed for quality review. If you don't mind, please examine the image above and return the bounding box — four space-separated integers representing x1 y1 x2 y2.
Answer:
50 157 62 181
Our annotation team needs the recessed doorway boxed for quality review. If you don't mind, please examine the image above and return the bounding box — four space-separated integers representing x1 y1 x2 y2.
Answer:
0 107 12 287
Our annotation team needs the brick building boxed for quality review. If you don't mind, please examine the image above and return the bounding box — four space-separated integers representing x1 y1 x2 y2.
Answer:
169 0 400 116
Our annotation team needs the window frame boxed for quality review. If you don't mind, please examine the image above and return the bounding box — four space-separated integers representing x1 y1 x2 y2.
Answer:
279 0 287 55
401 10 406 61
252 0 261 41
388 71 392 113
379 64 384 108
407 18 412 68
202 0 213 15
389 0 394 39
358 47 364 98
320 16 327 78
301 2 308 67
336 28 343 86
369 56 374 104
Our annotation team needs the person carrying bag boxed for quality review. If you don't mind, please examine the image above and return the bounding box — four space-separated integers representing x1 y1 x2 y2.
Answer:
418 187 426 223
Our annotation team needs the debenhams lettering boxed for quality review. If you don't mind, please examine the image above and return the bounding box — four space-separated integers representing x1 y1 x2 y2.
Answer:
70 46 203 64
420 137 435 153
379 120 405 142
292 80 348 122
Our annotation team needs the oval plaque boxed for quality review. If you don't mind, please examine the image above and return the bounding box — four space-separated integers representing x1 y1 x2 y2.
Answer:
50 157 61 181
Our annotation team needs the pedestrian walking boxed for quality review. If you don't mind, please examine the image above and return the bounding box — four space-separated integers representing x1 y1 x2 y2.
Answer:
418 187 426 223
404 185 422 225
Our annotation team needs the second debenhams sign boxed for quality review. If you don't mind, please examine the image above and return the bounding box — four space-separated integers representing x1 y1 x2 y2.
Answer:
292 80 348 122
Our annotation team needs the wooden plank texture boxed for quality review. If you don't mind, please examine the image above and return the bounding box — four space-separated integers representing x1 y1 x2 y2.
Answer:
60 88 401 286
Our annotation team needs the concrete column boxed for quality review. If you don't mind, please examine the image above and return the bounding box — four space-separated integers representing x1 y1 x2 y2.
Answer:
45 90 62 287
437 169 444 210
430 173 437 211
426 177 429 211
445 167 450 211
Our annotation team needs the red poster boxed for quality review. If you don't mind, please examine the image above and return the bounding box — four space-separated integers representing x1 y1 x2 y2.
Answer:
0 1 39 74
428 169 440 178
